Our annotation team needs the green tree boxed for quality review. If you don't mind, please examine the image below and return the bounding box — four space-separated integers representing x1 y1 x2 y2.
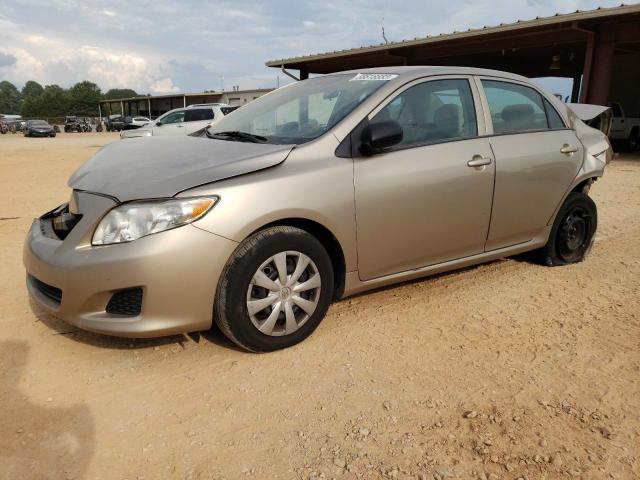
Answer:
68 81 102 116
21 80 44 99
41 85 69 116
103 88 138 100
20 95 41 118
0 80 21 114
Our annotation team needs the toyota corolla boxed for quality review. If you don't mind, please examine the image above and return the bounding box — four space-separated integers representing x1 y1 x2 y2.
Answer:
24 67 611 352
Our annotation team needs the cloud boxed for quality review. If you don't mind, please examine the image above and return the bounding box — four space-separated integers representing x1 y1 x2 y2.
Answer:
149 78 180 93
0 0 628 94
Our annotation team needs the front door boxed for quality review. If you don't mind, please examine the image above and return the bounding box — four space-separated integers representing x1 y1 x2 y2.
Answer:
354 77 495 280
152 109 186 136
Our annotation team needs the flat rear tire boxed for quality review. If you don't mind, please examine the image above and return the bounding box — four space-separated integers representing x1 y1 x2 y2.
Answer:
540 192 597 266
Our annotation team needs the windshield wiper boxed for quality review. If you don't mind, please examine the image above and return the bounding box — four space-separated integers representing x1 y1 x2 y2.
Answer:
206 130 268 143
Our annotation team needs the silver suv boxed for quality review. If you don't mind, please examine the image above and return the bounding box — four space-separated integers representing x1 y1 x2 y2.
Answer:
24 67 611 352
120 103 233 139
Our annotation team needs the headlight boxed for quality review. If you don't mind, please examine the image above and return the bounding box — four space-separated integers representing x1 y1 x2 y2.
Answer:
92 197 218 245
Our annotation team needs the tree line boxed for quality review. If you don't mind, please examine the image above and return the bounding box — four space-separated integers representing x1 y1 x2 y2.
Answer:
0 80 139 118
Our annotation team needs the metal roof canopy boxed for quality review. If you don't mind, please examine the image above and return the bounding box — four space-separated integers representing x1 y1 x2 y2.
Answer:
266 4 640 104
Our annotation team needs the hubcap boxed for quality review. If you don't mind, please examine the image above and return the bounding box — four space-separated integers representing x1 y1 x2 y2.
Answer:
246 251 321 336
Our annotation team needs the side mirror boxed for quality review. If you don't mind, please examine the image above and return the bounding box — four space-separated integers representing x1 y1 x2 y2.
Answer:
360 120 403 156
155 121 162 126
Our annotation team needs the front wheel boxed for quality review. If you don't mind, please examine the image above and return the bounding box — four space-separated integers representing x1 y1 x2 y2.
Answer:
540 192 597 266
214 226 334 352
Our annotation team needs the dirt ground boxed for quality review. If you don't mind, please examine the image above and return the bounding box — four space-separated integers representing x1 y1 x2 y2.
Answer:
0 132 638 480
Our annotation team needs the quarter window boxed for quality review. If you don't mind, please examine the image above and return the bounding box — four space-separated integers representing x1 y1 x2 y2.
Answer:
482 80 564 134
371 79 478 148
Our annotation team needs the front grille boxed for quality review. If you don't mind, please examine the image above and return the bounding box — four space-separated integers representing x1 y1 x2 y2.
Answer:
28 275 62 305
106 288 143 316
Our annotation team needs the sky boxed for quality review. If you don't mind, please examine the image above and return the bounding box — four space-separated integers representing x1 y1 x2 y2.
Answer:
0 0 633 97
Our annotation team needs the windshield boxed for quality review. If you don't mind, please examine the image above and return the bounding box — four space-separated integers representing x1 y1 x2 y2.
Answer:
207 74 390 144
29 120 48 126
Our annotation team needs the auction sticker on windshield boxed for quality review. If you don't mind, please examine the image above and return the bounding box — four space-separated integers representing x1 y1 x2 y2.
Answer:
350 73 398 81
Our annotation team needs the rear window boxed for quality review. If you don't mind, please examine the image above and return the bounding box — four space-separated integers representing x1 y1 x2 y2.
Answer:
543 99 565 129
184 109 214 122
482 80 549 134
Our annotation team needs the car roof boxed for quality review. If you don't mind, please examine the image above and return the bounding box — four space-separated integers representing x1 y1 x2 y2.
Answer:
186 103 230 108
328 65 530 83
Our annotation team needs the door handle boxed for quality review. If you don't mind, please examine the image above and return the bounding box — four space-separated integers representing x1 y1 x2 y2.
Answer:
176 125 185 128
467 156 492 168
560 144 578 155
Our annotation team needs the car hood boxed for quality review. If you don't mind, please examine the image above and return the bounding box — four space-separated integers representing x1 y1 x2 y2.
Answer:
68 136 294 201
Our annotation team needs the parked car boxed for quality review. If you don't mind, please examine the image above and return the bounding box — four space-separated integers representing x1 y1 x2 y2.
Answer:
0 120 8 134
106 115 126 132
608 101 640 151
64 116 83 133
120 104 230 139
120 116 151 131
24 67 611 352
24 119 56 137
130 116 151 128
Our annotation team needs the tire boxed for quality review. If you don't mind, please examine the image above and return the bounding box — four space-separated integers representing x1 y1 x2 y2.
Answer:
214 226 334 352
540 192 597 266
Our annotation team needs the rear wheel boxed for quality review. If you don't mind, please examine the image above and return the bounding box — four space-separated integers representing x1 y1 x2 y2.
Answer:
540 192 597 266
214 226 334 352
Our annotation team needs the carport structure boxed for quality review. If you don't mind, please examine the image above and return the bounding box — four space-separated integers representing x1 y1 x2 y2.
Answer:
99 92 226 119
266 4 640 109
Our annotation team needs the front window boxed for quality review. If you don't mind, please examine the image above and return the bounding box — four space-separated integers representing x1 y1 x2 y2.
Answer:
371 78 478 149
207 74 390 144
159 110 185 125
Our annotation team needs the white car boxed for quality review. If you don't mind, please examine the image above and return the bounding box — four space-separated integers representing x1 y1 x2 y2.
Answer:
608 102 640 151
129 116 151 127
120 104 232 139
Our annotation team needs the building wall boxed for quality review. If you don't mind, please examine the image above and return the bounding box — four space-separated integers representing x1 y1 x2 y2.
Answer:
610 52 640 116
220 90 269 106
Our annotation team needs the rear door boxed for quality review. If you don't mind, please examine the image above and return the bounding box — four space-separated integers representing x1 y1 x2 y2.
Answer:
354 76 495 280
183 108 215 134
478 78 583 251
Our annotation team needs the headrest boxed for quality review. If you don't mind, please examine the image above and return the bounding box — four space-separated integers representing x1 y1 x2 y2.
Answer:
434 103 461 123
501 104 534 123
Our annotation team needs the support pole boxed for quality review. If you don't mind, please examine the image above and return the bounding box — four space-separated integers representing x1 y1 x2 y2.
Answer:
586 27 615 105
571 75 581 103
579 31 595 103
